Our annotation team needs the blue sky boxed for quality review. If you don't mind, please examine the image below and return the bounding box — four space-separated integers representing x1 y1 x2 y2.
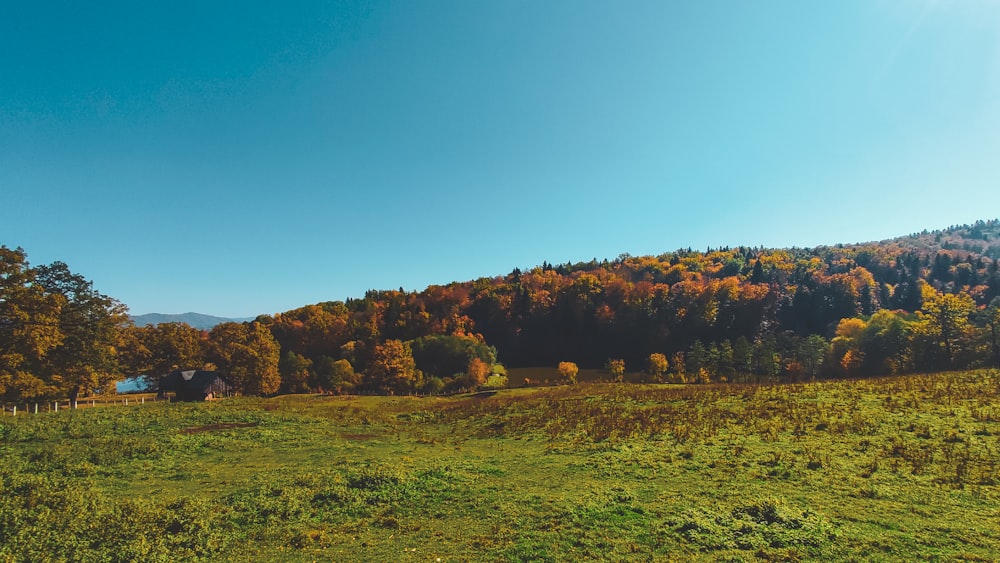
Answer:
2 0 999 317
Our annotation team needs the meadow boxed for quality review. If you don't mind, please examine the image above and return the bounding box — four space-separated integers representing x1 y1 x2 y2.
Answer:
1 370 999 562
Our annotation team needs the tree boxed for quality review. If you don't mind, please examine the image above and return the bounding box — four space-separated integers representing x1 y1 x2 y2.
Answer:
918 283 976 369
557 361 579 385
980 298 1000 367
127 322 207 386
646 353 669 382
315 357 360 394
605 358 625 382
731 336 753 381
857 310 911 375
466 357 490 388
716 341 735 382
279 351 313 394
0 247 64 401
32 262 129 408
409 334 496 379
670 352 686 383
752 336 781 382
831 317 865 376
209 322 281 395
367 339 417 394
687 341 707 375
796 335 829 379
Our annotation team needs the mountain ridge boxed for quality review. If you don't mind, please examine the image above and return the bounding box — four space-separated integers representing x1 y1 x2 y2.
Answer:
130 312 255 330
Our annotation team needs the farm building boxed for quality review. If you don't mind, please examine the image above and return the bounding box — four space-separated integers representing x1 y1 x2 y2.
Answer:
158 369 236 401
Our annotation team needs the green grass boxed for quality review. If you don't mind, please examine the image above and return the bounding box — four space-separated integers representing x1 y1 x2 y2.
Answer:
1 370 999 561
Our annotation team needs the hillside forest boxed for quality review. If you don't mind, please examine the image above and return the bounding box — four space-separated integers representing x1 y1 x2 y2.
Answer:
3 220 1000 402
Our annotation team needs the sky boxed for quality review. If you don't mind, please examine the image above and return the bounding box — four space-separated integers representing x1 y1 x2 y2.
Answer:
2 0 1000 317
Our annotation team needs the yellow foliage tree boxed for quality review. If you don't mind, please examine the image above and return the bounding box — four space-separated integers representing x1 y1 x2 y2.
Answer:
557 361 579 385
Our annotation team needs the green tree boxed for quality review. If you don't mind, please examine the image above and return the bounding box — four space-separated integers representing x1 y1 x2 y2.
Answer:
687 341 707 375
857 310 911 375
315 356 360 394
33 262 129 408
732 336 753 381
752 336 781 382
980 297 1000 367
409 334 496 378
279 350 313 394
717 341 735 382
796 334 829 379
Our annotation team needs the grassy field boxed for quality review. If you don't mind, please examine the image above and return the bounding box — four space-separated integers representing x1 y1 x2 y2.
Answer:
1 370 999 562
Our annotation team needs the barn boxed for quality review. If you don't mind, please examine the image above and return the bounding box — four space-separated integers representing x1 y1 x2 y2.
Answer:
158 369 236 401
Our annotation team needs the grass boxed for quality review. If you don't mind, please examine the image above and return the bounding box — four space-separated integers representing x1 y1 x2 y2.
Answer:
1 370 999 561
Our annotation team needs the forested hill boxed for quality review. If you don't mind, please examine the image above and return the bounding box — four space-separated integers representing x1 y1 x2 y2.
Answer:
216 218 999 389
5 220 1000 401
842 220 1000 259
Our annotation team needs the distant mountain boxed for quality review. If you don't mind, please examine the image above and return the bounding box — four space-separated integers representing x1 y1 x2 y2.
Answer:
130 312 256 330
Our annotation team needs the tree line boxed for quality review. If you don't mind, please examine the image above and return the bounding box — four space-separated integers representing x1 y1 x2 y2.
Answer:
3 220 1000 401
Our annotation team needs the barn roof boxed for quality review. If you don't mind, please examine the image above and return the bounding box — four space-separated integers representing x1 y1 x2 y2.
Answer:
159 369 232 392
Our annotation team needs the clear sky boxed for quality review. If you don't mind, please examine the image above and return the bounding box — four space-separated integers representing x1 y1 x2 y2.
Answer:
2 1 999 317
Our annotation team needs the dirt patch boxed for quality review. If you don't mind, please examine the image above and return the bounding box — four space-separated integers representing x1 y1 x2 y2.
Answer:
182 422 259 434
341 433 379 441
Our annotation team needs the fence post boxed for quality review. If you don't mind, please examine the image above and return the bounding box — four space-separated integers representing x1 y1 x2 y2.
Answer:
12 405 15 416
54 401 58 412
34 403 38 414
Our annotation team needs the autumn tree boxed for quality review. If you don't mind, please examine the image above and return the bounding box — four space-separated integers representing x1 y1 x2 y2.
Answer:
831 317 866 376
0 247 65 401
918 283 976 369
466 356 490 388
125 322 208 386
557 361 579 385
605 358 625 382
367 339 418 394
209 322 281 395
670 352 686 383
646 353 669 382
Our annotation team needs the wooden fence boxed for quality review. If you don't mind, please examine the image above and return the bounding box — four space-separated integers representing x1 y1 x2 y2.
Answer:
1 394 162 416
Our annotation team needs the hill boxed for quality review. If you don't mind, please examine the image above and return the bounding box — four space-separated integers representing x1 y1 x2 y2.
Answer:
130 312 255 330
257 219 1000 373
114 219 1000 397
